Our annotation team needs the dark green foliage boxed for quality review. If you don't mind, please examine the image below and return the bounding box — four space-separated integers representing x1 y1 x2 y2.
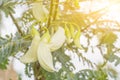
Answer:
53 48 72 67
25 64 33 78
105 53 120 66
40 48 74 80
0 33 30 69
0 0 17 17
39 48 107 80
76 69 107 80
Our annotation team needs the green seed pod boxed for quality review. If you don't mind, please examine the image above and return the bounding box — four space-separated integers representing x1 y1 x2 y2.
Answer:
65 24 72 44
73 30 82 49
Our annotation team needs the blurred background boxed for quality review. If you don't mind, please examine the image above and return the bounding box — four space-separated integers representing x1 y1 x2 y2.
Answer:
0 0 120 80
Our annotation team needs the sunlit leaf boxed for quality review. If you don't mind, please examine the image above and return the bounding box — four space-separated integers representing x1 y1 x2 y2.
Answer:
64 24 72 44
73 30 82 49
100 31 117 44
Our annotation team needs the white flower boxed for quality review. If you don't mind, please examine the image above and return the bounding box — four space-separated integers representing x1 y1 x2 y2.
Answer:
37 42 55 72
20 27 66 72
20 34 40 63
49 27 66 51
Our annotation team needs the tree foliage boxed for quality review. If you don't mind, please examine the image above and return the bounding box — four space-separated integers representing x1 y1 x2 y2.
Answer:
0 0 120 80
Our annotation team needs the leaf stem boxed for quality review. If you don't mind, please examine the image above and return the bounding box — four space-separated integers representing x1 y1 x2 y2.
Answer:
53 0 59 21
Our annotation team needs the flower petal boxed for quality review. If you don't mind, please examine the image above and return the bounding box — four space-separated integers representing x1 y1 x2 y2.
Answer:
20 35 40 63
37 42 55 72
40 29 50 43
32 2 48 21
49 27 66 51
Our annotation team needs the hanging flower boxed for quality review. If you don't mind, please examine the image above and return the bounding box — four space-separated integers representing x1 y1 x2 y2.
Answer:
20 27 66 72
49 27 66 51
20 27 40 63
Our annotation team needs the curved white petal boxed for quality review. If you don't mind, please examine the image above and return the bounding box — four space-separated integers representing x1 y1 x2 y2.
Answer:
20 35 40 63
32 2 48 21
49 27 66 51
38 53 55 72
37 42 55 72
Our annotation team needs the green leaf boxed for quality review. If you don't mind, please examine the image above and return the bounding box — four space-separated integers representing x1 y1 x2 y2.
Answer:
104 54 120 66
77 69 108 80
100 31 117 44
0 34 30 69
0 0 17 17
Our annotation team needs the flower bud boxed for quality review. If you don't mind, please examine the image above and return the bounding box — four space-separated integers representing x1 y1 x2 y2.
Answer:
49 27 66 51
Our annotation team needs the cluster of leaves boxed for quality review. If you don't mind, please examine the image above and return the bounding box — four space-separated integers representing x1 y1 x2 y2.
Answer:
77 69 107 80
29 48 107 80
0 33 30 69
104 51 120 66
0 0 17 17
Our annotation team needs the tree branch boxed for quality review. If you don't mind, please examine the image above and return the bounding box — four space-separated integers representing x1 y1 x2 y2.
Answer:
53 0 59 21
9 12 23 36
47 0 54 28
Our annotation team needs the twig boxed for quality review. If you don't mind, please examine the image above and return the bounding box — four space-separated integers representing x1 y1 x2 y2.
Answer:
81 13 104 32
96 20 120 27
9 12 23 36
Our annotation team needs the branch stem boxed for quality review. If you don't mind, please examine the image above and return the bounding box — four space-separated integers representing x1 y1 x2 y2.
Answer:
53 0 59 21
47 0 54 28
9 12 23 36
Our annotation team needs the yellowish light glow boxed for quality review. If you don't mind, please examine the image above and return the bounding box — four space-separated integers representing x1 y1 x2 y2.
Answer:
107 3 120 22
79 0 120 22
